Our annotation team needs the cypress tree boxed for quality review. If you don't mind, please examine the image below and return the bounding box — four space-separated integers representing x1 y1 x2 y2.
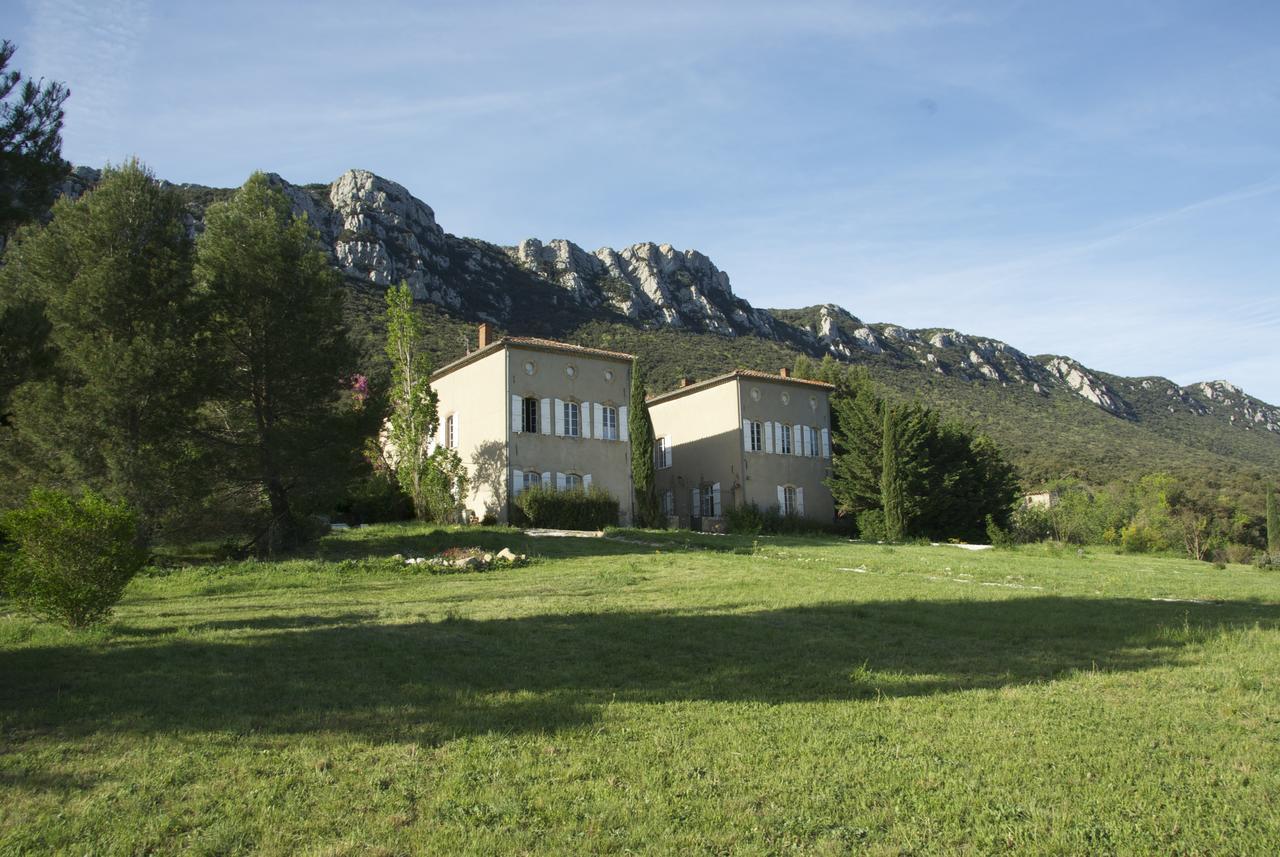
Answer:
629 361 658 527
881 405 908 541
1268 485 1279 557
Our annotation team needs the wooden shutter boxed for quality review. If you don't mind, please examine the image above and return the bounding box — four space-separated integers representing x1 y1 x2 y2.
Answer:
511 468 523 497
554 399 564 435
556 472 566 491
581 401 592 438
742 419 751 451
664 437 672 468
511 395 522 433
797 487 805 515
583 474 592 490
821 428 831 458
712 482 721 517
455 413 461 448
764 421 774 454
792 424 801 456
540 399 551 435
594 403 604 439
619 406 629 442
541 471 551 487
691 487 701 516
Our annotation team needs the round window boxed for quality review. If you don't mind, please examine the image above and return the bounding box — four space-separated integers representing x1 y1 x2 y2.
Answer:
524 361 536 375
750 387 761 402
781 392 791 405
604 369 614 382
565 365 576 378
810 395 818 410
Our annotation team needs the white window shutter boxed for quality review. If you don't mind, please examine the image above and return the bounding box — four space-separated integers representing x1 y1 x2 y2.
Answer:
777 485 785 509
774 423 783 453
821 428 830 458
792 424 801 456
712 482 721 517
511 395 522 433
742 419 751 452
455 412 461 447
594 403 604 439
797 487 805 516
691 487 701 515
581 401 592 438
664 437 672 468
764 421 774 454
619 406 629 442
554 399 564 436
541 471 551 487
540 398 551 435
583 474 592 490
556 472 566 491
512 468 523 496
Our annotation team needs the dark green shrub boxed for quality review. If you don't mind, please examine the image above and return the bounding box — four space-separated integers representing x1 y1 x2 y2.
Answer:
725 502 765 535
515 486 619 530
337 472 413 524
0 489 148 628
856 509 887 542
985 514 1015 549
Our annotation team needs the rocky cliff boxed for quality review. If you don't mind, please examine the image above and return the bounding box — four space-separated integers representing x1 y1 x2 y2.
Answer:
65 166 1280 438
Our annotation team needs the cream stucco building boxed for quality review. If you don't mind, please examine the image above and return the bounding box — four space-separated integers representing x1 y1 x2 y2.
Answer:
430 325 635 525
647 369 836 530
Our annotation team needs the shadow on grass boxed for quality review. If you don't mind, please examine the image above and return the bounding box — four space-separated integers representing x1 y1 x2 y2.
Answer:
3 597 1276 745
313 527 655 563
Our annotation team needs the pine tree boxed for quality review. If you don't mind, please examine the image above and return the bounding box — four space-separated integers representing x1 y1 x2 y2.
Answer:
196 172 357 553
383 282 437 519
1 161 203 532
0 40 70 242
1268 485 1279 557
629 361 659 527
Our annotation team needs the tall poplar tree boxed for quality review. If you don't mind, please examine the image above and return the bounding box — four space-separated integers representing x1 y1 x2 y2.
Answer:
196 172 356 553
383 281 437 519
629 361 659 527
1 161 203 531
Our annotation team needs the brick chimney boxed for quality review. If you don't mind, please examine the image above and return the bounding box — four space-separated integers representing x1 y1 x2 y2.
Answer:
477 322 494 349
679 377 692 388
779 367 790 378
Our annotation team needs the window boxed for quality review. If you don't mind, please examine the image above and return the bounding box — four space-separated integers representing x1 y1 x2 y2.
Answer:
563 401 581 437
445 415 456 449
656 436 671 469
783 485 797 515
700 487 716 518
661 490 675 517
808 426 820 457
780 423 793 455
749 420 763 452
522 397 539 433
601 405 619 440
564 473 583 491
523 471 541 490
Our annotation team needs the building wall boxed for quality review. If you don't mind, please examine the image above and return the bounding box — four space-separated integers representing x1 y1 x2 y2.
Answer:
505 345 634 525
649 375 835 527
737 378 835 523
431 348 508 522
649 378 743 527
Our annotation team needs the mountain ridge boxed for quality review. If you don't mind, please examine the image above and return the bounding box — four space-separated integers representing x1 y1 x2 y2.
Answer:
58 165 1280 478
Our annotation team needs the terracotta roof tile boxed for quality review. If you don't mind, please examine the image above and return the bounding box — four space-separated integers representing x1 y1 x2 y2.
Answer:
430 335 634 381
647 369 834 404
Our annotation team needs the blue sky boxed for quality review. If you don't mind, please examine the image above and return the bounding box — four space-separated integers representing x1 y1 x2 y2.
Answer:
9 0 1280 402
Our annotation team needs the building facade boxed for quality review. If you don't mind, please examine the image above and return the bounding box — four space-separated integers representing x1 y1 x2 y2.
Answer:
430 325 636 524
647 369 836 530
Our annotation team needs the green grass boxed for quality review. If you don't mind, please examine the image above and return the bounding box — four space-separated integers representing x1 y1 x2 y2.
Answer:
3 524 1279 854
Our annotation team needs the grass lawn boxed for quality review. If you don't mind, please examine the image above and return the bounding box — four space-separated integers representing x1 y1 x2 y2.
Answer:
2 524 1279 854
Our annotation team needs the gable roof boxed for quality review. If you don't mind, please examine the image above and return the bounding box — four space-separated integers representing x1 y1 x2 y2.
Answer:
430 336 634 381
647 369 834 405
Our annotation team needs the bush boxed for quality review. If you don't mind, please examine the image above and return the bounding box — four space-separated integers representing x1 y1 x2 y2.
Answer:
337 472 413 525
1009 505 1053 544
725 502 765 535
0 489 148 628
986 514 1015 549
856 509 887 542
515 486 619 530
